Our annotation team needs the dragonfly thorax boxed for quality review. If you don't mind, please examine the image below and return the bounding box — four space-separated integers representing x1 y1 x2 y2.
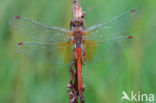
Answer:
73 30 84 47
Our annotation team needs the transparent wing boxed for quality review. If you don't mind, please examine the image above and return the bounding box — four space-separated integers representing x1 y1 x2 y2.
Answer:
16 41 74 65
84 36 136 63
9 16 71 42
86 10 140 41
84 10 140 63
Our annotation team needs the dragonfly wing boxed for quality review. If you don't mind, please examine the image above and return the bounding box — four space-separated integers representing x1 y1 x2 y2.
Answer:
84 36 136 63
86 10 141 41
16 41 74 65
84 10 140 63
9 16 71 42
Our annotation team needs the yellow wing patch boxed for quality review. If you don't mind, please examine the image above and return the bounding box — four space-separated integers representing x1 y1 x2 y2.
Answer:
59 42 74 63
84 40 97 62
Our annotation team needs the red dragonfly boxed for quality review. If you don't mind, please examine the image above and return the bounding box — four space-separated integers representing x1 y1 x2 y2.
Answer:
9 0 140 100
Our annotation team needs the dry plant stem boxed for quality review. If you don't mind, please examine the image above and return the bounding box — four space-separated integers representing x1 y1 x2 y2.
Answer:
67 63 85 103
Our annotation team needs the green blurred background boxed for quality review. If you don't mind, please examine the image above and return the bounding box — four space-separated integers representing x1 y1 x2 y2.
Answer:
0 0 156 103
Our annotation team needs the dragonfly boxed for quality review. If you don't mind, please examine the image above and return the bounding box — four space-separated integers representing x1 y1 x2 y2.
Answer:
9 0 140 101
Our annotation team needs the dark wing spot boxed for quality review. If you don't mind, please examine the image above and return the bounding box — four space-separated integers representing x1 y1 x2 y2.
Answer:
18 42 23 45
128 36 134 39
130 10 136 12
16 16 23 19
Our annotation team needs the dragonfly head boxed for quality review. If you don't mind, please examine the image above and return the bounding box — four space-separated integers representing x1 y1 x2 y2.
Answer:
70 19 85 31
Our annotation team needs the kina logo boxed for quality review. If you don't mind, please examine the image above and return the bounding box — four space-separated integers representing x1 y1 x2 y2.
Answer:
121 91 155 102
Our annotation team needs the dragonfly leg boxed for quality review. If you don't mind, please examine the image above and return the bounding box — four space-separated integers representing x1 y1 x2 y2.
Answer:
67 36 74 43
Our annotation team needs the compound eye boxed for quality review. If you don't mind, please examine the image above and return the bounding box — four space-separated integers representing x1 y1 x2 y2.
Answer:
78 21 80 24
74 22 78 27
